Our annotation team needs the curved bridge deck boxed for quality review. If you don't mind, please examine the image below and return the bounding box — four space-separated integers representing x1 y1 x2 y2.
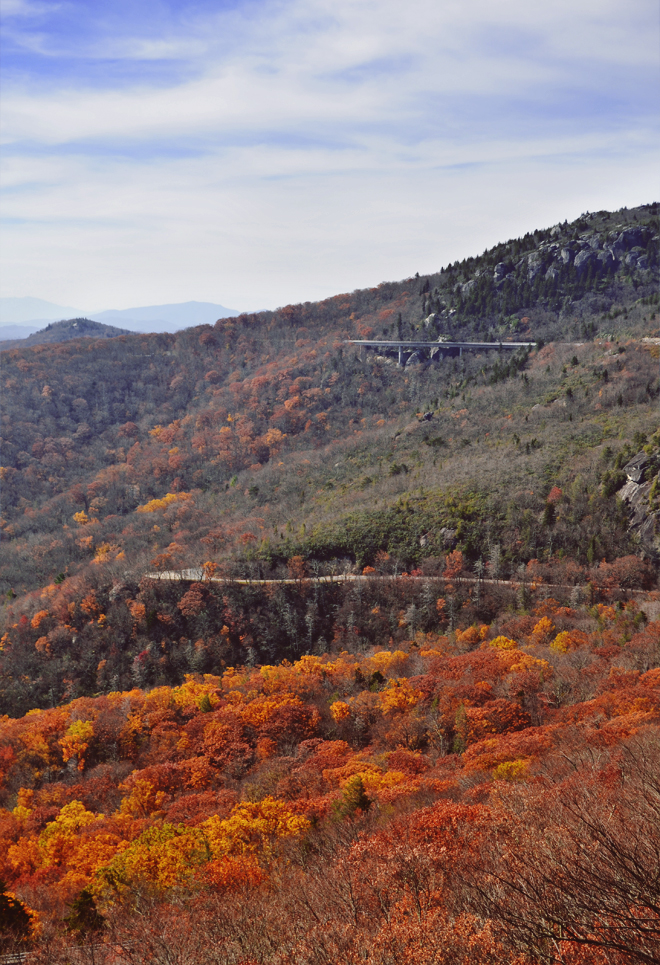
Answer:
346 339 536 364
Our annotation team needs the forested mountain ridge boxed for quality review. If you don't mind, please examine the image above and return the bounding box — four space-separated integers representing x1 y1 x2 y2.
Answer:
1 203 659 963
423 204 658 340
0 201 658 715
0 318 133 352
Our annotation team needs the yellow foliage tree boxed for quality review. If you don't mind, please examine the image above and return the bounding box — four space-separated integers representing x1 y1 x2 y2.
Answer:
202 797 310 859
39 801 102 870
488 635 518 650
379 678 422 714
492 759 529 782
136 492 191 514
60 720 94 771
119 778 167 818
330 700 351 723
551 631 571 653
99 823 208 896
366 650 409 677
532 616 555 643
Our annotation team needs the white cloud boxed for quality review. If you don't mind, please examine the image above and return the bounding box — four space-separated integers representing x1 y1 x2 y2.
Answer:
0 0 58 17
0 0 658 309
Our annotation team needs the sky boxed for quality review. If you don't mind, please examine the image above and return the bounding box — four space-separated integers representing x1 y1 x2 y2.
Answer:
0 0 658 313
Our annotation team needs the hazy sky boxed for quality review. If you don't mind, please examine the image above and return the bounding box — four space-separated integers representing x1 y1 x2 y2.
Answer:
1 0 658 312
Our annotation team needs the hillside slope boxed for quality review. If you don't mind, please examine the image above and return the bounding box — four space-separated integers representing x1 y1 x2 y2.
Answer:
1 613 658 962
1 204 660 965
0 202 658 714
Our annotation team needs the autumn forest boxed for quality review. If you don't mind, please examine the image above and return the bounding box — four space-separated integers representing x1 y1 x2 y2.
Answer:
0 202 659 963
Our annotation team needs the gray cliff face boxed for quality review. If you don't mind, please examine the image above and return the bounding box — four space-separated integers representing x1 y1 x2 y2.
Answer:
528 222 656 281
512 218 657 281
408 203 657 346
618 452 660 561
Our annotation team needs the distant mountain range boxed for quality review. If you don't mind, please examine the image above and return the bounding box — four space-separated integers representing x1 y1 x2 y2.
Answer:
0 298 240 341
0 297 83 324
89 301 241 331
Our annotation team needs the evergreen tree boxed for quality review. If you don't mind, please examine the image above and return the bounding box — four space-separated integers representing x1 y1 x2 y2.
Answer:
65 888 105 941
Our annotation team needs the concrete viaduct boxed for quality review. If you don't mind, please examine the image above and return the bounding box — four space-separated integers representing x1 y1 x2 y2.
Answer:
346 339 537 366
